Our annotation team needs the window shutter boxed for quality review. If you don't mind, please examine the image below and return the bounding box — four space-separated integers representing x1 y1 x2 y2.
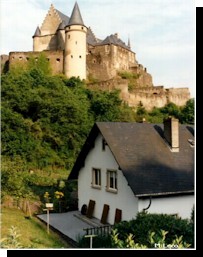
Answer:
86 199 95 218
100 204 109 224
114 208 122 224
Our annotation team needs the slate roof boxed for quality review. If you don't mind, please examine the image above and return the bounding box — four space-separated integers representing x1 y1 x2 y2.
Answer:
54 6 129 49
33 26 41 37
68 122 194 197
68 2 85 26
98 34 131 50
87 27 99 45
55 9 70 26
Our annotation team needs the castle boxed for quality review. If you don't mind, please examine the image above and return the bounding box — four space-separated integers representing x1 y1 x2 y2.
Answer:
4 2 191 110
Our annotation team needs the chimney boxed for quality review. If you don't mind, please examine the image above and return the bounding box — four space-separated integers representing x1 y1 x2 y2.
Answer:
163 117 179 152
114 33 118 39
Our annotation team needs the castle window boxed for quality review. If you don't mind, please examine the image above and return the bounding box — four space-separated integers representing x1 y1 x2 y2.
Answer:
47 58 50 61
26 57 30 61
81 26 84 30
19 57 23 60
75 41 77 44
12 57 15 60
56 58 60 63
68 26 71 29
79 55 82 58
68 35 70 39
71 55 73 58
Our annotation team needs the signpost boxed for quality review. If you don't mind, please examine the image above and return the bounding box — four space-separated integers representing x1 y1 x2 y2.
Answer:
84 234 97 248
44 203 53 234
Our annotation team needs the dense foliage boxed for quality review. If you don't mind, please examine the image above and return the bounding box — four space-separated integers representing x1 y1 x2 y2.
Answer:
1 56 194 206
1 60 139 170
113 211 194 247
78 211 194 248
1 65 195 169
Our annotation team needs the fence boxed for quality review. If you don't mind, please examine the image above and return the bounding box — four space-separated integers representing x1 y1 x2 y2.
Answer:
83 224 114 236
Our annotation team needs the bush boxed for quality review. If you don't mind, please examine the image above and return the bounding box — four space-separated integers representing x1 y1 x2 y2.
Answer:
114 212 194 247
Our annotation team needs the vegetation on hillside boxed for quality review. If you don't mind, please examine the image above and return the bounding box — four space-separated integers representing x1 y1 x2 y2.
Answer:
1 54 195 249
1 54 194 205
1 207 71 248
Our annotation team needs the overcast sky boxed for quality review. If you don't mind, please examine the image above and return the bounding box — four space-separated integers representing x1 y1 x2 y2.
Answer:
0 0 197 98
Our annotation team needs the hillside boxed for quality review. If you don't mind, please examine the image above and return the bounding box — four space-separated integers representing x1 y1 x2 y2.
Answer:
1 59 194 205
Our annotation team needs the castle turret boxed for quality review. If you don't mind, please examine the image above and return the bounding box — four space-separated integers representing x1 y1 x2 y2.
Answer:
57 21 66 50
32 26 41 51
64 2 87 80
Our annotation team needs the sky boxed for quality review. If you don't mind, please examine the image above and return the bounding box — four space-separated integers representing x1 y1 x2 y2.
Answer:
0 0 197 98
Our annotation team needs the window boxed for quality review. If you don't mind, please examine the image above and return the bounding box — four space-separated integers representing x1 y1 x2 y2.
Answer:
92 168 101 189
102 138 107 151
106 170 117 193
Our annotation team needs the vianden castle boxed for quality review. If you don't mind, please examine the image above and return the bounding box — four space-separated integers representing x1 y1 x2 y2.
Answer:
1 2 191 111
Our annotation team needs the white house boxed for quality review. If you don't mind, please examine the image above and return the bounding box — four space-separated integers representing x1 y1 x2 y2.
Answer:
68 118 194 225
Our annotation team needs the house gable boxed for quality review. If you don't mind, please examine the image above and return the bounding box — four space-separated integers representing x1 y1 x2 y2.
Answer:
68 121 194 222
77 133 139 224
69 122 194 196
40 4 63 35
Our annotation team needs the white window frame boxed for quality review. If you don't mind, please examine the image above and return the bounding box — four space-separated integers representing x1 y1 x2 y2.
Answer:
106 169 118 193
92 168 101 189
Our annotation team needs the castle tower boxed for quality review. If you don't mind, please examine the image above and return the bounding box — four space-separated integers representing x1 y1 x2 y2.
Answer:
57 21 66 50
64 2 87 80
32 26 41 51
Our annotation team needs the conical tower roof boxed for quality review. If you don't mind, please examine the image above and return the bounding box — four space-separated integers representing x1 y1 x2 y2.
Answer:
68 2 85 26
33 26 41 37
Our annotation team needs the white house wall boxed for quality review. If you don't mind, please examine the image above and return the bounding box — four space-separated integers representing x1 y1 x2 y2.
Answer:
138 194 194 219
78 133 138 224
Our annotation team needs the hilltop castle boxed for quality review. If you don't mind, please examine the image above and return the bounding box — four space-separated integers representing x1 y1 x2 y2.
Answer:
5 2 191 110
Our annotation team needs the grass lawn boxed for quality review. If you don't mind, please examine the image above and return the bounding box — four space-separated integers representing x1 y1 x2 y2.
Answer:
1 207 71 249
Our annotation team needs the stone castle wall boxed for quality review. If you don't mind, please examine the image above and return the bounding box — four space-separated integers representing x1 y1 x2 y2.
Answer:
9 51 64 74
88 79 190 111
4 49 191 111
86 43 152 88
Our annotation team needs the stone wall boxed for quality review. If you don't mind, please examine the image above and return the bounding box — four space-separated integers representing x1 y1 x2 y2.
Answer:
86 44 153 88
9 51 64 75
88 79 191 111
6 50 191 111
1 54 9 73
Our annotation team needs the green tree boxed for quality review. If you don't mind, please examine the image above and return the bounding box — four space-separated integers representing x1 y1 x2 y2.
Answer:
135 102 148 122
27 52 52 76
87 89 122 121
180 98 195 124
